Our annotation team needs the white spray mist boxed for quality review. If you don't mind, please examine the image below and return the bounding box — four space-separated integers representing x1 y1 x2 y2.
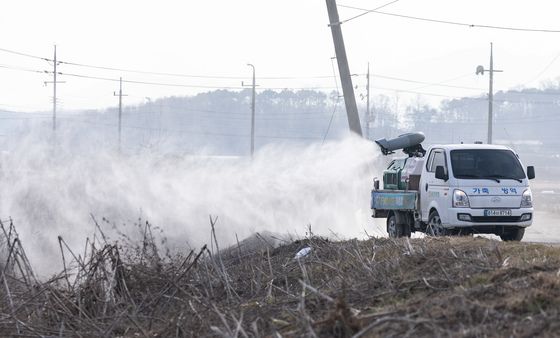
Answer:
0 132 385 276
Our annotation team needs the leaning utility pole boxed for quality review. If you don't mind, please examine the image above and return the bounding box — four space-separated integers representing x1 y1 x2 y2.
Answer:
325 0 363 136
476 43 502 144
114 77 127 152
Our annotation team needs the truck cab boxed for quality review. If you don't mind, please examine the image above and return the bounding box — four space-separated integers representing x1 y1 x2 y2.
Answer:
419 144 534 240
371 133 535 241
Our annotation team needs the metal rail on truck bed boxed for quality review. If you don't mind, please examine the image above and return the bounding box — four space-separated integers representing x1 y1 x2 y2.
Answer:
371 190 418 218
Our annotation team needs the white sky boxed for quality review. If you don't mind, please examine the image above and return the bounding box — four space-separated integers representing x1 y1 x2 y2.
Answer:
2 0 560 112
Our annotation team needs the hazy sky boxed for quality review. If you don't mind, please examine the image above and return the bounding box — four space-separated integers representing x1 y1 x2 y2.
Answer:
2 0 560 112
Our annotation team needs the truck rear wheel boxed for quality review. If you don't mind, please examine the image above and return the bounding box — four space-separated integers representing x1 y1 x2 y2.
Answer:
387 215 403 238
500 227 525 241
427 210 449 236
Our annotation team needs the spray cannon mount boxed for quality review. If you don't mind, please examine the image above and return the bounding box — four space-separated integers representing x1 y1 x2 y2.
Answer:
375 132 426 157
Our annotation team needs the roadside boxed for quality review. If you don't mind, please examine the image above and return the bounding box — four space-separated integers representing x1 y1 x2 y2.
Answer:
1 226 559 337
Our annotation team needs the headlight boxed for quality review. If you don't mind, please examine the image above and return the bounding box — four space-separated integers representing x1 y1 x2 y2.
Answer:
520 189 533 208
453 189 470 208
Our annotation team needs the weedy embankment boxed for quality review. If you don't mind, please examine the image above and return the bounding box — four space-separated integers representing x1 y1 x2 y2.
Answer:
0 218 559 337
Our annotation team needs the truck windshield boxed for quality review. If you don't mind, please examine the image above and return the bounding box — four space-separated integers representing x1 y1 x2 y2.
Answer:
450 149 526 180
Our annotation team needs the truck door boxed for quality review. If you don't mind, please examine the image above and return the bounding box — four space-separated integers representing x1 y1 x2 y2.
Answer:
420 148 450 222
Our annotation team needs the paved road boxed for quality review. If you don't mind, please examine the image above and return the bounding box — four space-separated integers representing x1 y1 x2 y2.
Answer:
524 210 560 243
371 210 560 243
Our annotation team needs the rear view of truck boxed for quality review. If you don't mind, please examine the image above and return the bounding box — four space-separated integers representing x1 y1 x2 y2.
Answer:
371 132 426 238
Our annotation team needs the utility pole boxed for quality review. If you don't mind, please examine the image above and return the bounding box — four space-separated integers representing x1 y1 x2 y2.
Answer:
243 64 257 157
53 46 57 133
249 64 256 157
476 43 502 144
325 0 363 136
44 45 65 135
113 77 127 152
366 62 371 140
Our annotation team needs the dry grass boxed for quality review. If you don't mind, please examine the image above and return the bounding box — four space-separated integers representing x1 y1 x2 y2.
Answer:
0 217 560 337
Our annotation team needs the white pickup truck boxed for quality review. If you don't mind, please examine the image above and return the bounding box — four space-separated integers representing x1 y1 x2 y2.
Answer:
371 134 535 241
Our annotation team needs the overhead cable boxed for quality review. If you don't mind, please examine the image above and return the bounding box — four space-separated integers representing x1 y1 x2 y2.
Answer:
338 4 560 32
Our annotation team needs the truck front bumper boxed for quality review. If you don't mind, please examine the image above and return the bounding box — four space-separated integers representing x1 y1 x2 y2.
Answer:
445 207 533 228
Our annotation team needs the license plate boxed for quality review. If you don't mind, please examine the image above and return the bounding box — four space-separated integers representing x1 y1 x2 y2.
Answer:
484 209 512 216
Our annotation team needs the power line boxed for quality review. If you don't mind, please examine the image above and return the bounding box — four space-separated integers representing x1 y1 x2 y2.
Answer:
338 0 400 24
59 59 335 80
408 73 473 92
0 64 48 74
370 73 484 91
57 64 484 91
0 62 339 91
2 49 559 105
0 46 490 92
322 57 343 143
370 85 482 99
0 46 336 80
338 4 560 32
524 51 560 85
53 70 340 91
55 71 246 90
0 46 483 89
0 62 491 102
0 47 51 61
4 61 557 106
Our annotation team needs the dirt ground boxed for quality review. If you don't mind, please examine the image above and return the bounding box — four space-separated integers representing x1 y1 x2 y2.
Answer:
1 219 560 337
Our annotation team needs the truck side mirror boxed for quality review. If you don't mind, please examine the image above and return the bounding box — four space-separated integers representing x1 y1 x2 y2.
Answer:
527 166 535 180
435 165 448 181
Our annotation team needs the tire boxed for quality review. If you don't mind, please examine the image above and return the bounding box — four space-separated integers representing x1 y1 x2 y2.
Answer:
427 210 449 237
387 214 402 238
500 227 525 241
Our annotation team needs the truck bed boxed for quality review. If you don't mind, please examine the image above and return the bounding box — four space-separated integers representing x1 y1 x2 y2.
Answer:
370 190 418 216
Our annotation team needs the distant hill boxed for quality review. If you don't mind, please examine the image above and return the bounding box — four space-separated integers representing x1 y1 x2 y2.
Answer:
1 85 559 172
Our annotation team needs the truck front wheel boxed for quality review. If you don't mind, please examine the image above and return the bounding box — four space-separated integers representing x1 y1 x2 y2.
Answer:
427 210 449 236
500 227 525 241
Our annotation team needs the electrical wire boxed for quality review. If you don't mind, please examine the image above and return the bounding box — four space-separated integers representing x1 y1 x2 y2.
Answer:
3 48 559 111
408 73 473 92
338 0 400 25
0 46 335 80
55 71 246 90
51 70 338 91
0 64 48 74
0 47 51 61
371 73 484 91
524 51 560 85
322 58 343 143
370 85 484 99
338 4 560 32
0 46 491 93
59 59 335 80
